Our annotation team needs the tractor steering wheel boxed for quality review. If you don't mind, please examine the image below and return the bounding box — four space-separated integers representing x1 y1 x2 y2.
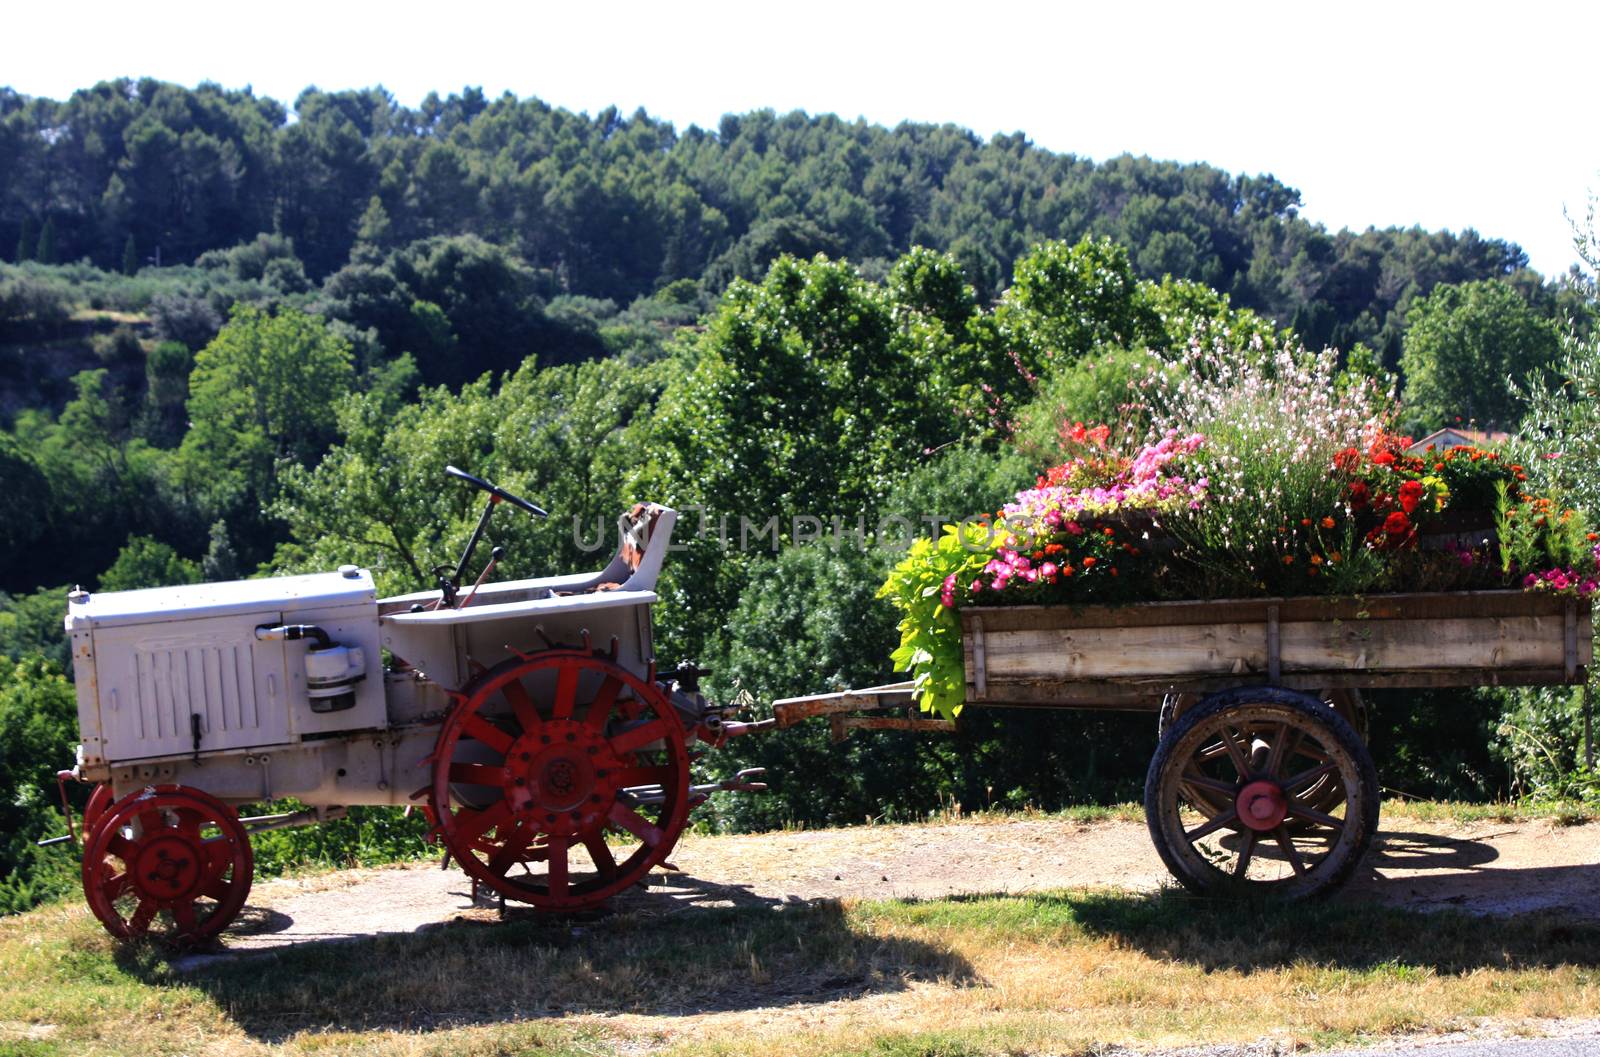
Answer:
444 465 549 519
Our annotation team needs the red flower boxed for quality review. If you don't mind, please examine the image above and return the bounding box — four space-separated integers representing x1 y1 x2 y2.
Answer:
1347 481 1370 508
1372 451 1396 467
1398 480 1425 514
1333 447 1361 474
1383 511 1411 535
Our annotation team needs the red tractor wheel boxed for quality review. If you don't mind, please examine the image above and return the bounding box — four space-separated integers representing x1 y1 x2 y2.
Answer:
430 649 691 912
82 783 114 833
82 785 253 942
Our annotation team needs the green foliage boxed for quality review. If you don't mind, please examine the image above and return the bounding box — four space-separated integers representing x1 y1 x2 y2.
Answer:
180 303 354 520
0 435 52 591
1495 685 1600 803
273 355 665 593
1011 347 1154 463
0 587 70 670
1399 280 1563 432
0 658 80 914
98 536 200 592
878 527 996 718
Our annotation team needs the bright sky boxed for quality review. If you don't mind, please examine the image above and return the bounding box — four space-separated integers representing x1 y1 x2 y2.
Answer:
6 1 1597 278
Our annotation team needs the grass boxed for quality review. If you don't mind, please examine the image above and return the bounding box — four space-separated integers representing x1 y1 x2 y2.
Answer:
2 876 1598 1057
3 799 1594 1056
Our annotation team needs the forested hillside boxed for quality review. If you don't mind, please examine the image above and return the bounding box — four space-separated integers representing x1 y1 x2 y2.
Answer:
2 79 1595 913
1 79 1578 358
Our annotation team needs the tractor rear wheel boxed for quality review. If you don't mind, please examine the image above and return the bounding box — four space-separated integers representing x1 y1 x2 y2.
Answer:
429 649 691 912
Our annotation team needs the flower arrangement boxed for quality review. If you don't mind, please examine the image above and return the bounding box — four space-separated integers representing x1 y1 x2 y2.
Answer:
881 336 1600 718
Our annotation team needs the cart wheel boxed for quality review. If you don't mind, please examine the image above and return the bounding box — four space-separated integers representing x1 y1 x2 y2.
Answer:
82 785 253 942
430 649 691 912
1144 686 1378 898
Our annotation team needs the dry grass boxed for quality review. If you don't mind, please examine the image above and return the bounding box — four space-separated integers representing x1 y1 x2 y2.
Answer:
3 873 1599 1057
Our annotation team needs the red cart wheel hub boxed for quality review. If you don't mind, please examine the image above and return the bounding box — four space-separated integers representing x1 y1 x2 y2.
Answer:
131 834 206 900
1236 779 1288 832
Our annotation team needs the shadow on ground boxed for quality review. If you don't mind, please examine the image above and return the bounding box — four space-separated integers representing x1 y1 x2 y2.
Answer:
126 872 975 1043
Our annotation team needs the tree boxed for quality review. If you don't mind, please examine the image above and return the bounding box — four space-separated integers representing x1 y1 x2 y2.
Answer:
201 520 241 582
121 233 137 275
99 536 200 592
33 216 55 264
181 304 354 505
1399 279 1563 431
13 215 31 263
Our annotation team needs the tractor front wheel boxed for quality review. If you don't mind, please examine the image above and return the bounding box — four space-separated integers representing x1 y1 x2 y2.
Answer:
81 785 253 942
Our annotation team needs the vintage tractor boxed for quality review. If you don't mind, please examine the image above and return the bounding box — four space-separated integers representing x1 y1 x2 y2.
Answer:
56 467 771 941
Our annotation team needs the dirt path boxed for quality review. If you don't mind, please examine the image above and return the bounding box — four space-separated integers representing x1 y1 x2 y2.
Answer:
199 814 1598 965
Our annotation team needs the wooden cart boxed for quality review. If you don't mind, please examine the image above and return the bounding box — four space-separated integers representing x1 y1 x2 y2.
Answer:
776 590 1594 897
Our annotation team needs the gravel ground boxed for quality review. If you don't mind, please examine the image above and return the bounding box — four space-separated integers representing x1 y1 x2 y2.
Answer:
199 814 1600 961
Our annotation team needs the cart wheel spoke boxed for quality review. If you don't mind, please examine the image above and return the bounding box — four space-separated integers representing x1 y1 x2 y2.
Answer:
1272 826 1307 876
1264 723 1298 778
138 807 165 834
105 832 135 863
607 802 664 847
1233 830 1258 878
454 801 513 849
583 832 618 878
584 676 622 731
550 664 578 722
1184 807 1238 843
608 718 670 758
502 678 540 733
173 901 198 934
489 819 537 872
128 898 157 934
1282 761 1337 794
461 713 515 755
545 836 570 897
102 871 130 902
1286 803 1345 831
1218 725 1251 778
1182 769 1238 796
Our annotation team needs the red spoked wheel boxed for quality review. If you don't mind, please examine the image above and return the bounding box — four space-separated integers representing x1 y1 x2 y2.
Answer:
430 649 691 911
82 783 114 833
81 785 253 941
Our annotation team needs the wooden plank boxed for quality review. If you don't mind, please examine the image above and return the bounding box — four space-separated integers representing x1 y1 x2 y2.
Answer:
966 665 1588 711
959 590 1586 635
977 614 1582 685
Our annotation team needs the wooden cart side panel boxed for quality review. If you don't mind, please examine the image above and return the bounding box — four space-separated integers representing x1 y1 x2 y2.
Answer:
961 592 1592 709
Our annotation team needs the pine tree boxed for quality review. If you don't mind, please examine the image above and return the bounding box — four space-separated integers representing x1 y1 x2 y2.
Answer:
201 520 241 582
35 217 56 265
14 216 33 262
122 234 138 275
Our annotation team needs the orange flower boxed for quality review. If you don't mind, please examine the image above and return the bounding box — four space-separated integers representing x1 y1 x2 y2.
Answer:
1300 518 1312 526
1310 554 1324 566
1320 516 1336 529
1434 462 1445 472
1082 557 1097 568
1282 555 1295 565
1110 567 1119 576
